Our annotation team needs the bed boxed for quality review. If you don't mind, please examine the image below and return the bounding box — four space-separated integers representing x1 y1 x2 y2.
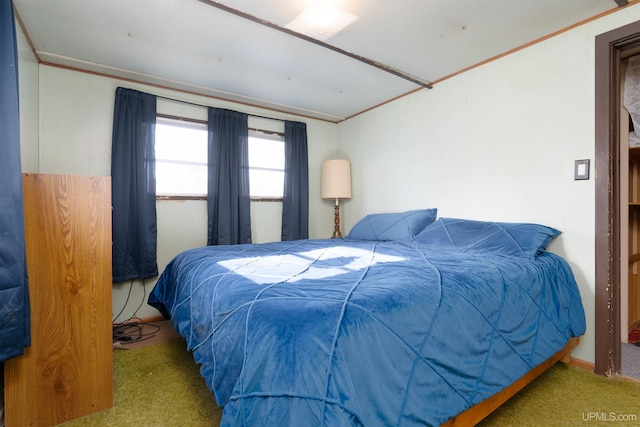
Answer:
149 213 586 426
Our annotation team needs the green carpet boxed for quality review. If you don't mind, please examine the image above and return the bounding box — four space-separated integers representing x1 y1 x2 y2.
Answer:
479 364 640 426
60 340 640 426
60 339 221 427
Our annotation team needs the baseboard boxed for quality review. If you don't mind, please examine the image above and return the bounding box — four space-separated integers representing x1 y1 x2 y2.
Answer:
568 356 594 372
140 315 166 323
619 374 640 384
113 315 166 325
569 355 640 384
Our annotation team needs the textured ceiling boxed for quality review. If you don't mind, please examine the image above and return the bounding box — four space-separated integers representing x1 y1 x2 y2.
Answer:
14 0 624 122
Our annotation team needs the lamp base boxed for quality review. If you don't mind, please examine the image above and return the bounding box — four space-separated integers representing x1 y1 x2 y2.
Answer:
331 201 343 239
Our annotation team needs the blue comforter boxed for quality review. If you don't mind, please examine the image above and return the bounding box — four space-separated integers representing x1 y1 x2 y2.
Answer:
149 238 585 426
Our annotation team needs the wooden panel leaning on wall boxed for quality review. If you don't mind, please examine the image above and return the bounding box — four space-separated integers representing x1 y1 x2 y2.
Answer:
4 174 113 427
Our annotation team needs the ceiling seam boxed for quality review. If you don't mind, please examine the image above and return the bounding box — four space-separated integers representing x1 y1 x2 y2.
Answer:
197 0 433 90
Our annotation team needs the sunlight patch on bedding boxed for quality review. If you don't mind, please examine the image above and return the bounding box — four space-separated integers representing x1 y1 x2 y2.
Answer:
216 245 406 284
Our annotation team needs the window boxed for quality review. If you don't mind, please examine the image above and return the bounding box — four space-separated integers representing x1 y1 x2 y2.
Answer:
154 117 285 199
155 117 208 197
248 130 285 198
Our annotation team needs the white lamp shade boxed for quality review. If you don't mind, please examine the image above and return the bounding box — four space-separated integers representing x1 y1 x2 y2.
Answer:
321 159 351 199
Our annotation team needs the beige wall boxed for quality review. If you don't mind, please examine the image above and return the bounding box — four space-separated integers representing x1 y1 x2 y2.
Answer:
336 4 640 363
24 64 337 320
16 16 38 172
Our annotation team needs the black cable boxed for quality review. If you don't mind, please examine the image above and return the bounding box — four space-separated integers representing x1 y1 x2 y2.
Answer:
130 278 147 318
112 319 161 343
112 279 158 344
112 280 134 323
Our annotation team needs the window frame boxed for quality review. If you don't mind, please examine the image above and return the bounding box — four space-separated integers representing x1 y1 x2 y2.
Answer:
247 128 286 201
154 113 285 202
154 114 208 199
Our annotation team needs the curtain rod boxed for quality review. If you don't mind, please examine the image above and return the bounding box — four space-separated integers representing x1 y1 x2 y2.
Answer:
154 93 288 124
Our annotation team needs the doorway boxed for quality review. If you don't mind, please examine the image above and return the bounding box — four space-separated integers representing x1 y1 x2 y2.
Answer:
595 19 640 376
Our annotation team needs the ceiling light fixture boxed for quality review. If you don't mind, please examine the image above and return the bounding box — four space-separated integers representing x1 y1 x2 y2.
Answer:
285 5 358 41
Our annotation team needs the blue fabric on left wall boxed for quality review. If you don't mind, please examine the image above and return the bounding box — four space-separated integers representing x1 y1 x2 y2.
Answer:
0 0 31 361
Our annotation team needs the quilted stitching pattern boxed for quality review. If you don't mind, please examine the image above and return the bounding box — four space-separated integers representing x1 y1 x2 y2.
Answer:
347 208 437 241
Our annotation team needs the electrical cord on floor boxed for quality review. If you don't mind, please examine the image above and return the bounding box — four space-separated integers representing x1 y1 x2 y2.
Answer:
112 279 157 343
112 317 161 344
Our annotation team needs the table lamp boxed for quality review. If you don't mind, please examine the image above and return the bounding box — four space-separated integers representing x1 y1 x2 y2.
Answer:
321 159 352 238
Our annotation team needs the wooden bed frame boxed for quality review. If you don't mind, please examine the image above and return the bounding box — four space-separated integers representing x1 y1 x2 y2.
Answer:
442 336 580 426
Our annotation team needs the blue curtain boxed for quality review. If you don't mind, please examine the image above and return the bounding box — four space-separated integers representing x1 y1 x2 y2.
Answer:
0 0 30 361
281 121 309 241
111 87 158 282
207 107 252 245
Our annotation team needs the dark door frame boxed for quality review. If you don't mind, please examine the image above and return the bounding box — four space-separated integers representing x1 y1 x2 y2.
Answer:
595 19 640 376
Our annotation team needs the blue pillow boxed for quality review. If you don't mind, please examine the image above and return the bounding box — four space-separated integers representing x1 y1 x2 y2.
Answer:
411 217 561 258
347 209 437 241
